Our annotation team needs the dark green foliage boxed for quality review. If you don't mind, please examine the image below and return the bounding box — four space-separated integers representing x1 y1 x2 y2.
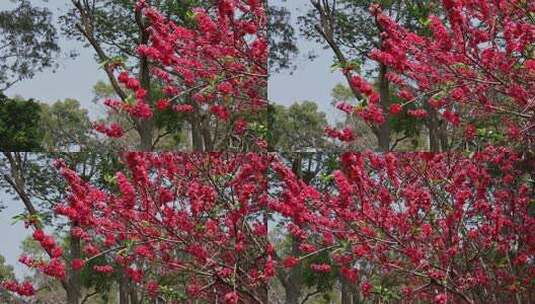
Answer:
302 251 337 297
268 2 298 72
79 255 116 300
269 101 330 152
0 94 43 151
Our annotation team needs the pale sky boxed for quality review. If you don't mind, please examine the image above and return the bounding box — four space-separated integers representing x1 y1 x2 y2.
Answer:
3 0 107 120
0 0 345 278
0 190 32 279
269 0 345 122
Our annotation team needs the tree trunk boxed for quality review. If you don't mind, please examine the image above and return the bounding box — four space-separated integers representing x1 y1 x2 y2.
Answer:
137 50 154 151
256 286 268 304
377 127 391 152
129 280 139 304
138 120 154 151
439 120 449 151
201 116 214 151
425 102 441 152
341 276 356 304
190 113 204 151
136 9 153 151
285 286 300 304
119 268 129 304
351 288 361 304
66 231 81 304
377 63 392 152
284 238 304 304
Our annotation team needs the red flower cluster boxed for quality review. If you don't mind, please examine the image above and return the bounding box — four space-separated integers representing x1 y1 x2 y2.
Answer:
1 280 35 297
325 126 355 142
28 153 274 301
93 122 124 138
271 149 534 302
310 263 331 273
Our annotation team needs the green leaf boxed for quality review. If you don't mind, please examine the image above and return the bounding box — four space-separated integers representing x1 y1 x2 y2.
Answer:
103 174 117 185
419 17 431 26
98 58 110 70
185 10 198 22
330 60 361 72
11 213 26 225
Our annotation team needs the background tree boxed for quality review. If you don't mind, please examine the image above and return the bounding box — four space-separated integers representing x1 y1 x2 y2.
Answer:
0 254 17 303
0 94 43 151
39 99 99 152
0 0 60 92
268 1 299 72
270 101 332 152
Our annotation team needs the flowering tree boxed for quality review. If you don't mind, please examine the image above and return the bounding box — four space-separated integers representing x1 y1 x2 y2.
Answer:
308 0 441 151
3 153 275 303
324 0 534 152
3 150 534 303
92 0 268 151
2 1 534 304
369 1 534 149
0 151 123 304
272 149 534 303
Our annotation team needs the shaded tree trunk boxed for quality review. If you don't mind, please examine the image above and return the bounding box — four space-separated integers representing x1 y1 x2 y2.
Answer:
284 239 304 304
425 101 441 152
190 112 204 151
439 120 449 151
201 116 214 151
136 7 154 151
66 230 82 304
340 277 362 304
376 63 392 152
341 278 352 304
138 120 154 151
129 280 140 304
285 284 301 304
119 267 129 304
351 288 361 304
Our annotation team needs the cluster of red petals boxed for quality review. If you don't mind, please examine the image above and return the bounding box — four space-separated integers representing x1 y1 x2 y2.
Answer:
310 263 331 273
93 122 124 138
348 76 385 125
331 1 534 144
325 126 355 142
1 280 35 297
